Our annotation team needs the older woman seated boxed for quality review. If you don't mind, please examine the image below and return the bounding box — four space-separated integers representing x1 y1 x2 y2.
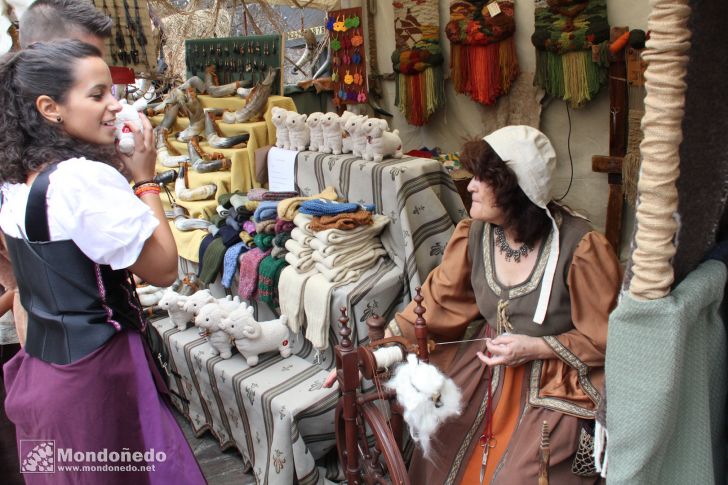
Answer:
387 126 620 484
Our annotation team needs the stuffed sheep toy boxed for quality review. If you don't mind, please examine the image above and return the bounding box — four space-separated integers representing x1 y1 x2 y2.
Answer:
194 301 235 359
136 284 165 307
115 102 144 155
306 112 325 151
320 112 344 155
219 305 291 366
344 114 368 158
158 290 192 331
361 118 404 163
181 289 242 316
286 112 310 152
271 107 290 150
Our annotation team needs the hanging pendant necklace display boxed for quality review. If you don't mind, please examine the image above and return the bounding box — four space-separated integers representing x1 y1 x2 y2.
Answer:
122 0 138 65
101 0 118 64
132 0 149 69
113 0 128 65
494 226 531 263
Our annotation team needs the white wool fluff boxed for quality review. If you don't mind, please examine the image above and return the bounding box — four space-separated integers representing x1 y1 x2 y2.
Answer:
306 112 325 151
271 107 290 149
286 112 310 151
158 290 192 331
384 354 462 457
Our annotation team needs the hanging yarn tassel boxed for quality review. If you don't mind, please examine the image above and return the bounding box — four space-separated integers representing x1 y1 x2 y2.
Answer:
446 1 518 106
392 0 444 126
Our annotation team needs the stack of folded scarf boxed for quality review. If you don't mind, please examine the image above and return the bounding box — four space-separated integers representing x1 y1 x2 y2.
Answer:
237 247 271 300
271 218 294 259
284 214 316 273
257 255 288 310
299 199 375 216
246 187 267 201
222 241 248 289
276 186 339 221
263 190 299 201
253 200 279 222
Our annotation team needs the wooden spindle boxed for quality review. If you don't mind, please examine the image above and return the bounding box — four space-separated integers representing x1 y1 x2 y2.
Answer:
413 286 429 363
336 307 360 484
538 420 551 485
366 313 386 342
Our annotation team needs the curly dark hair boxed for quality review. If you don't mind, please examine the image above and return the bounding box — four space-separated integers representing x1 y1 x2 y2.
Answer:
0 40 120 184
460 139 554 248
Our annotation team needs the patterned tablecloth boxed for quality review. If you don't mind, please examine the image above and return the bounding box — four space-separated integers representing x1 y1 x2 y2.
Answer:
295 152 467 298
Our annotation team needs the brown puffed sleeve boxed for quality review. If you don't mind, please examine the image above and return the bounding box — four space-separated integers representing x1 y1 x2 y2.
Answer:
539 231 621 409
392 219 482 368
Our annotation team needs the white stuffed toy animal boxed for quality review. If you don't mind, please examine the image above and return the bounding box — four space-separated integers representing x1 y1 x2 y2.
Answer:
286 112 310 151
195 302 234 359
271 107 290 150
361 118 404 163
385 354 462 457
158 290 192 331
344 115 368 157
115 102 143 155
181 290 242 316
320 112 344 155
306 112 324 151
219 305 291 366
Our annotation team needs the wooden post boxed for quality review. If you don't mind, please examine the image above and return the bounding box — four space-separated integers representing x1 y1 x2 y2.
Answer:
413 286 429 363
336 307 360 484
592 26 629 255
365 314 386 342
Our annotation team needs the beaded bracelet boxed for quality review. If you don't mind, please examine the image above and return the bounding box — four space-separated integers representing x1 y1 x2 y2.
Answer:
133 182 159 192
134 185 161 198
132 179 156 190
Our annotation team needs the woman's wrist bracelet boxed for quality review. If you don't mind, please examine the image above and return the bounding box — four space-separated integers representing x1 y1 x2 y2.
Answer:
134 185 161 198
132 178 156 189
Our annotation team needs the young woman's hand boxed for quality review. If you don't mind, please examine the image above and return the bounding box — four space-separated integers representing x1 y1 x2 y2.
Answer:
117 114 157 182
476 334 554 367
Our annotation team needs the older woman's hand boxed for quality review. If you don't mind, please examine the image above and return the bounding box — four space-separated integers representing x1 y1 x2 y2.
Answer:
476 334 555 367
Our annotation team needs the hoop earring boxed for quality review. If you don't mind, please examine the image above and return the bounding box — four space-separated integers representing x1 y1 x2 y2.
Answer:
56 116 63 123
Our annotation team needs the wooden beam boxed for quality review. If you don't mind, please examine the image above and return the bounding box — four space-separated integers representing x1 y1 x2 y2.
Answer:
592 155 624 174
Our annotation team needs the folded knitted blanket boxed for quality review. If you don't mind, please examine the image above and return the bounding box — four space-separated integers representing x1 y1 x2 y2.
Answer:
222 241 247 288
285 238 313 258
253 200 279 222
243 220 257 234
284 251 315 274
278 265 316 334
299 199 360 216
309 211 374 232
275 218 296 234
238 248 271 300
277 186 338 221
255 219 276 234
314 214 390 245
312 240 384 269
313 248 388 283
290 228 313 247
258 255 288 310
263 190 299 201
246 187 266 201
229 193 250 211
253 232 274 250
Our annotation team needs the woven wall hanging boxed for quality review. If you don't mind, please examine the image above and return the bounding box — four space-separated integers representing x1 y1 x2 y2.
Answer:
531 0 610 107
392 0 445 126
446 1 519 106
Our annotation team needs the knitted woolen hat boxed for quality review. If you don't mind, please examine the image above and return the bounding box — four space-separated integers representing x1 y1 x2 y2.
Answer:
483 125 558 324
199 237 227 284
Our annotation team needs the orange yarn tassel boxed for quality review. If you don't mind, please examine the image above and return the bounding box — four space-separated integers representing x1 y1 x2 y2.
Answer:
451 38 519 106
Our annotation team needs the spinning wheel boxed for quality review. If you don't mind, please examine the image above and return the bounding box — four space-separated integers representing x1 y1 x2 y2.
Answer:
334 288 433 485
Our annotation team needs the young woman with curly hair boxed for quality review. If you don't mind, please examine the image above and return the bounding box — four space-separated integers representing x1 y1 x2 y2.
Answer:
0 40 204 484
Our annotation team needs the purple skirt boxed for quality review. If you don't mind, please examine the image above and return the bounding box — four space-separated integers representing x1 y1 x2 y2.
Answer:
3 330 206 485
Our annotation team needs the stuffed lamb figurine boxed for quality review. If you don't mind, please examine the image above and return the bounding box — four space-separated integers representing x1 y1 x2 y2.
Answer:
194 301 235 359
344 114 368 158
115 102 143 155
361 118 404 162
286 112 310 151
271 107 290 150
181 289 241 316
321 112 344 155
158 290 192 331
219 305 291 366
306 112 325 151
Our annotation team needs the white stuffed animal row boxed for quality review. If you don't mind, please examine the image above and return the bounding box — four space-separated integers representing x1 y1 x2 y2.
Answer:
218 305 291 366
272 107 310 151
360 118 404 162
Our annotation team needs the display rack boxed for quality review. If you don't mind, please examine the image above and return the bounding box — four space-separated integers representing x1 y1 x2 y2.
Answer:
94 0 158 75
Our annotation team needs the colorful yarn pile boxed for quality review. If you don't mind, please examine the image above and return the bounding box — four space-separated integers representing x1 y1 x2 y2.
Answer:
446 1 519 106
392 0 445 126
532 0 609 107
